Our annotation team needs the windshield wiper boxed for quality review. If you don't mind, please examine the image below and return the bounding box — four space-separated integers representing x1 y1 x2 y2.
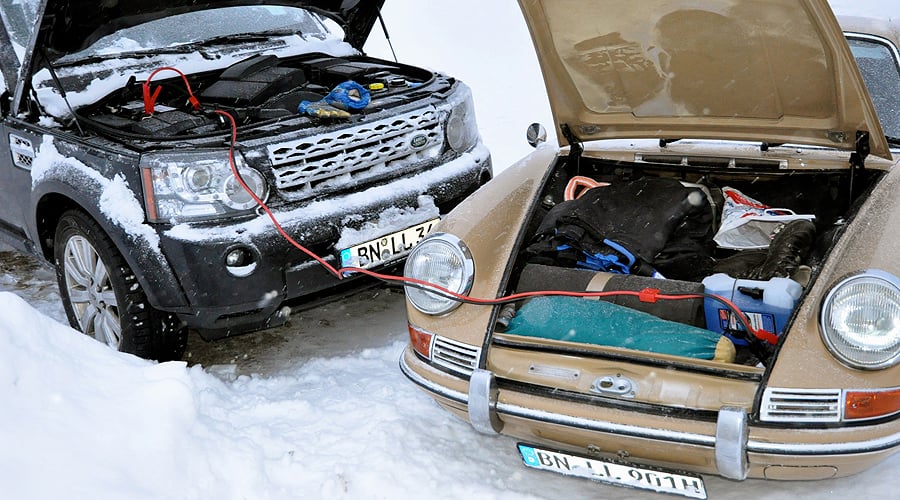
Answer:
886 135 900 146
187 31 296 48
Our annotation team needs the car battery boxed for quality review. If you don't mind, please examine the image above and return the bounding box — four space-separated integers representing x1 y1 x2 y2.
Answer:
702 273 802 345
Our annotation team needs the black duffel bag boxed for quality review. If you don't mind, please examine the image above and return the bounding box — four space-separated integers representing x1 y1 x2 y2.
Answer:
526 177 716 281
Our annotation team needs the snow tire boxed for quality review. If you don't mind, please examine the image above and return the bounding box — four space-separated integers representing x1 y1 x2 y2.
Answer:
53 210 187 361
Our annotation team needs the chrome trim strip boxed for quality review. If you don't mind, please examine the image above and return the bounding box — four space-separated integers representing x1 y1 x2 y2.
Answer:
399 351 468 405
715 407 749 480
495 401 716 448
399 355 900 457
747 433 900 456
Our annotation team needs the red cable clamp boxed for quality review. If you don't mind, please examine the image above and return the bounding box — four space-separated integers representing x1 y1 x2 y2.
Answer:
142 66 202 115
638 288 660 303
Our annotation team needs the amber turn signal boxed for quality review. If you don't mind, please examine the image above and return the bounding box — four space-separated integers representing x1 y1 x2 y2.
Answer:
845 388 900 420
408 323 434 359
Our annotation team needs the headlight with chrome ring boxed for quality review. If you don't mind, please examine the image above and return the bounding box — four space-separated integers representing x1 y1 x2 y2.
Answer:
140 149 267 223
404 233 475 315
820 270 900 370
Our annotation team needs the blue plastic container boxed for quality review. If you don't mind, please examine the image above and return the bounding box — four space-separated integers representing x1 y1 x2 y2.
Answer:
702 273 802 345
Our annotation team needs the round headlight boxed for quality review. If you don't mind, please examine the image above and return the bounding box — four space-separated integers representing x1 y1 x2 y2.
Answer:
223 168 266 210
404 233 475 315
820 270 900 370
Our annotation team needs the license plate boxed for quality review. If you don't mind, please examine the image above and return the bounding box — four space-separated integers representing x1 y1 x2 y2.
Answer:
517 443 707 499
339 218 438 269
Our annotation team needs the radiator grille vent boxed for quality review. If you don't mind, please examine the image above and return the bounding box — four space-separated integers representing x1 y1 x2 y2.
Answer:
432 336 480 376
760 388 842 423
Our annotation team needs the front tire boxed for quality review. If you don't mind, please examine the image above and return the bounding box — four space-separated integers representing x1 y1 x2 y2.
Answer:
53 210 186 361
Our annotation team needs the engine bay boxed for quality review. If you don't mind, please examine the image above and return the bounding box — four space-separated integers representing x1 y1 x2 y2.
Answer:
77 53 439 139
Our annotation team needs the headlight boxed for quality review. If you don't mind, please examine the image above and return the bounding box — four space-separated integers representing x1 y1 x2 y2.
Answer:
404 233 475 315
820 270 900 370
445 85 480 154
140 150 267 223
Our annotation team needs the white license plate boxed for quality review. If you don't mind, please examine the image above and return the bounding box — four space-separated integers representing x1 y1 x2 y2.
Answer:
517 443 707 499
339 218 438 269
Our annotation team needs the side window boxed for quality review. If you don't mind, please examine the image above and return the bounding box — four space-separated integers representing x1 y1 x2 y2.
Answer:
848 36 900 139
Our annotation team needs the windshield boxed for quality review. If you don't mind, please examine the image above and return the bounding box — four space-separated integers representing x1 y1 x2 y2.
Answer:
58 5 339 63
848 37 900 140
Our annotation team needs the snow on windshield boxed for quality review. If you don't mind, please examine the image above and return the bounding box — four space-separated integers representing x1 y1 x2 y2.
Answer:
58 6 337 62
850 38 900 138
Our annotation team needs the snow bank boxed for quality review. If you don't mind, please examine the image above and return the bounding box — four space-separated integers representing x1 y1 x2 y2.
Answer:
0 292 541 500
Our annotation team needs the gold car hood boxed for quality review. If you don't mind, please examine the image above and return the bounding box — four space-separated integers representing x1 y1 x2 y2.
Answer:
518 0 891 160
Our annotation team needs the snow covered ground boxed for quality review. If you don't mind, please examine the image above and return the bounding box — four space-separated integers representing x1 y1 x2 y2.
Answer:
2 1 900 499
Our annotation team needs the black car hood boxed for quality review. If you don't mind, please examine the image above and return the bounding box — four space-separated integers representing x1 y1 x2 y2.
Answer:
40 0 385 54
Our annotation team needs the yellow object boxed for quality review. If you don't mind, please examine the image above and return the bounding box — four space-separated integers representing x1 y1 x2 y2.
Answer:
368 82 386 91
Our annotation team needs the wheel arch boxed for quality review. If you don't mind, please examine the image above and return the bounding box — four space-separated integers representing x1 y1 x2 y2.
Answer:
32 175 190 311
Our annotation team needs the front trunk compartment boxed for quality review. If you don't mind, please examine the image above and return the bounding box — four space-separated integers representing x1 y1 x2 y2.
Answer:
487 147 884 411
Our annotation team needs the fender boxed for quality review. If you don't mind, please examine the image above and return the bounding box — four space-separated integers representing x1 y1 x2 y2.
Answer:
29 137 190 311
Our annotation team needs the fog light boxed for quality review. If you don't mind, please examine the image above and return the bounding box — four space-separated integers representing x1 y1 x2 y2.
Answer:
224 247 257 277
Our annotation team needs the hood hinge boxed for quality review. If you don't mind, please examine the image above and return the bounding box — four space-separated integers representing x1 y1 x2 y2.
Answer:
848 130 869 210
560 123 583 161
850 130 870 170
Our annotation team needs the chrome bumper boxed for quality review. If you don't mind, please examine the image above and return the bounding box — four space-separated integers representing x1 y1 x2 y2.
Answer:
400 353 900 480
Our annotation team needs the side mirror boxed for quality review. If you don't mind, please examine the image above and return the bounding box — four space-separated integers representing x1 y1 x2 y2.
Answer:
526 123 547 148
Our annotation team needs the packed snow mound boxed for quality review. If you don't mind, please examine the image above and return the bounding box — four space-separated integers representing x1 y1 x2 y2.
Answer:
0 292 543 500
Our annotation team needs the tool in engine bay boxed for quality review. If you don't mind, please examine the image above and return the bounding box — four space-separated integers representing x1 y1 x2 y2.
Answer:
298 80 371 119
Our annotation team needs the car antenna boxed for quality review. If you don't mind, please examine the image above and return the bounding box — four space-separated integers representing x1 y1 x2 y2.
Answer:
376 6 398 62
38 47 85 136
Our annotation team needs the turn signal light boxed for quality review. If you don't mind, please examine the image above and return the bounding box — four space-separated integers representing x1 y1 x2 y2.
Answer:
408 323 434 359
845 388 900 420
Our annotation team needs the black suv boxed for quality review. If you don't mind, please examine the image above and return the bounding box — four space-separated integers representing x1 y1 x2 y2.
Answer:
0 1 492 360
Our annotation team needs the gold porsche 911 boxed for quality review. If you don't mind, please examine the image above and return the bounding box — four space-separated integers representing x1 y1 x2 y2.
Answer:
399 0 900 497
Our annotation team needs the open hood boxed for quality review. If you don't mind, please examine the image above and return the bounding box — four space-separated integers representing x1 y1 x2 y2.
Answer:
518 0 891 160
39 0 385 53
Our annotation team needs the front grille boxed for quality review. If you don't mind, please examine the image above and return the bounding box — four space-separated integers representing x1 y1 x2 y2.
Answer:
432 336 480 376
266 108 443 198
760 388 842 423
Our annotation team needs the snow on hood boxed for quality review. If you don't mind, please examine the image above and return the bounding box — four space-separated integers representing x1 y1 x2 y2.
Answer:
32 36 358 119
518 0 890 159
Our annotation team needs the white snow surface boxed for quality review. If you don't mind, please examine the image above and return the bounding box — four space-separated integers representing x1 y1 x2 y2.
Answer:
3 1 900 499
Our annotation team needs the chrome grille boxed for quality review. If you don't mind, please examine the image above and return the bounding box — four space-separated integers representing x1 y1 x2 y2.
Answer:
760 388 842 423
266 108 443 196
432 336 480 376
